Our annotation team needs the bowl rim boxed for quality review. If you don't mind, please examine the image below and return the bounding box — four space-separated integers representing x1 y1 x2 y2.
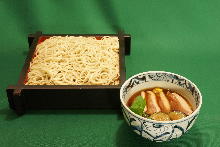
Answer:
120 71 202 124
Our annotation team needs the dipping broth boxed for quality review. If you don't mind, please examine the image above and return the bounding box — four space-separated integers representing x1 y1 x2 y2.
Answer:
127 87 194 121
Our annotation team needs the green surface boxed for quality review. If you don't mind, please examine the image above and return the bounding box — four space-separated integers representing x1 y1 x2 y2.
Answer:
1 0 220 146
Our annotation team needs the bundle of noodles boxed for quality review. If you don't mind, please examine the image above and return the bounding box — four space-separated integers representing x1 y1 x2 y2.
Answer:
25 36 120 85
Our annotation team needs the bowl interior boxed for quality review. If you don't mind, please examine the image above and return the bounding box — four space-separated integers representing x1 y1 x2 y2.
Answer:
120 71 202 117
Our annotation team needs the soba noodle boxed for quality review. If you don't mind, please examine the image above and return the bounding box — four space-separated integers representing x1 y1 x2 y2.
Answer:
25 36 119 85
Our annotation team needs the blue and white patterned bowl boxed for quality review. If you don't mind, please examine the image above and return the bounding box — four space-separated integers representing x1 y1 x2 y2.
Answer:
120 71 202 142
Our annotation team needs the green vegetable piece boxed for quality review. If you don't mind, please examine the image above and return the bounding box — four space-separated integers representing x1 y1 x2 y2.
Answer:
130 96 146 116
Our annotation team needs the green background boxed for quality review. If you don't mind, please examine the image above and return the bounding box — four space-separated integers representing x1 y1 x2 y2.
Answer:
1 0 220 146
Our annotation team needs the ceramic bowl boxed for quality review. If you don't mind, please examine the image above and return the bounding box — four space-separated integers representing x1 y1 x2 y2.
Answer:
120 71 202 142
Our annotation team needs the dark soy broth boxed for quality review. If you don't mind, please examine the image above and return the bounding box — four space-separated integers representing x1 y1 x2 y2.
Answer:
127 87 193 112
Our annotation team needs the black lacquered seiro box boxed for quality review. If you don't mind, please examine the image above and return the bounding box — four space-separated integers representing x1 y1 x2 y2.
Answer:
6 31 131 115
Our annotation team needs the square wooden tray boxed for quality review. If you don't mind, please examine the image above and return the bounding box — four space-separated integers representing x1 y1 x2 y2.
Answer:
6 31 131 115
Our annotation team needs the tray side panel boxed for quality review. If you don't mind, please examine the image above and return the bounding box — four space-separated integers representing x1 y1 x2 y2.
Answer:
23 89 120 109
